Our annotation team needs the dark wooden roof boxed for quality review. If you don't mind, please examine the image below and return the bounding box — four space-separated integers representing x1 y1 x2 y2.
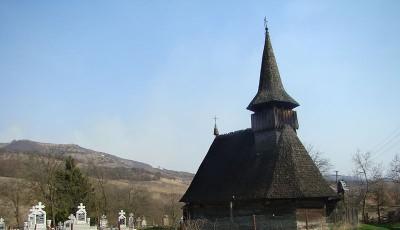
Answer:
180 125 336 203
247 29 299 112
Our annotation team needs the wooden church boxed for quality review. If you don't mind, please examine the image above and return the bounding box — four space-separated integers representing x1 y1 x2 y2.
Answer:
180 25 338 229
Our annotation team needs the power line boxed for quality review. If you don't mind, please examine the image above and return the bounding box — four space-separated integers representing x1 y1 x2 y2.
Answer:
370 126 400 154
371 135 400 161
368 126 400 160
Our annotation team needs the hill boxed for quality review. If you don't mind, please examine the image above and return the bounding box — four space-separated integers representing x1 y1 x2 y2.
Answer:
0 139 193 227
0 139 193 181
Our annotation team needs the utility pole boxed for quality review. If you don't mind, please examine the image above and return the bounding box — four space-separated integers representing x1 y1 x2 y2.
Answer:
230 195 235 223
335 170 339 184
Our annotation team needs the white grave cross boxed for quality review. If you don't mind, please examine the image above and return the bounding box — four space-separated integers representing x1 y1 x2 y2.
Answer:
28 206 36 227
100 215 107 229
128 213 135 229
76 203 87 224
36 202 45 210
118 210 126 226
0 217 5 230
35 202 46 225
34 202 46 230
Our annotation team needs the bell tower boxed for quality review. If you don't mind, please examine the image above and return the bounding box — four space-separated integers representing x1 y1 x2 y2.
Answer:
247 23 299 151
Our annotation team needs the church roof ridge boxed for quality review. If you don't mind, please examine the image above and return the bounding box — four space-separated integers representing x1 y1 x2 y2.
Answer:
216 128 252 138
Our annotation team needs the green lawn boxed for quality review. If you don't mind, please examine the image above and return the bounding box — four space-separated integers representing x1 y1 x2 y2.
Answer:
359 223 400 229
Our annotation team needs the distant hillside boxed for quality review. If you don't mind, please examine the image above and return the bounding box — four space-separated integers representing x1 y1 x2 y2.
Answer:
0 140 193 227
0 139 193 182
324 174 361 183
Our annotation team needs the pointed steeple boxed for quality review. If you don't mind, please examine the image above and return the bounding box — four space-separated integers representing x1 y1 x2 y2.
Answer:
247 24 299 112
213 116 219 137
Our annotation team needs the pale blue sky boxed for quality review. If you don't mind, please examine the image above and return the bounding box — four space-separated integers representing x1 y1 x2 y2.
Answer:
1 1 399 175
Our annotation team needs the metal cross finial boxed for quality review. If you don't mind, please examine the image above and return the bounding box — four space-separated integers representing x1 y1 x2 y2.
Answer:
213 116 218 126
264 17 268 31
213 116 219 136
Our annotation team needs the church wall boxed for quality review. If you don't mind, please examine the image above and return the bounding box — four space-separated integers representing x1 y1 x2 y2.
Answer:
184 199 330 230
184 201 297 229
296 208 327 230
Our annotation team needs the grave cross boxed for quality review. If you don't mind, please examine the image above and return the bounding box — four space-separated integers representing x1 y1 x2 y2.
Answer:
119 210 125 217
0 218 4 223
36 202 45 210
68 214 75 221
29 207 36 213
78 203 85 210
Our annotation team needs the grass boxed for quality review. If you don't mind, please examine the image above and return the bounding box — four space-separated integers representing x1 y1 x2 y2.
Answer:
359 223 400 229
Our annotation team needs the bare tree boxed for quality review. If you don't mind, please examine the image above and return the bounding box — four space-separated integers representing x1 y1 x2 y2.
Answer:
370 164 389 223
1 179 31 228
163 193 182 227
389 154 400 183
88 161 109 223
306 145 332 175
353 150 373 223
28 154 62 226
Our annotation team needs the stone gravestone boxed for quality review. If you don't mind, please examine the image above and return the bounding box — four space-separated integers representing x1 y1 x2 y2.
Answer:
118 210 126 230
0 217 5 230
64 204 95 230
24 222 29 230
100 215 108 230
76 203 87 225
35 202 47 230
141 217 147 228
63 214 75 230
128 213 135 230
162 215 169 226
58 221 63 230
135 217 141 229
27 206 37 230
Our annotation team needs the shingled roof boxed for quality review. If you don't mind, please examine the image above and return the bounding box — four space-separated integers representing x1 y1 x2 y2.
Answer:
247 28 299 112
180 125 336 203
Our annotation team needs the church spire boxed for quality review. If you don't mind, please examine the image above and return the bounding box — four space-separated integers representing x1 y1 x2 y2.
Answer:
247 22 299 112
213 116 219 137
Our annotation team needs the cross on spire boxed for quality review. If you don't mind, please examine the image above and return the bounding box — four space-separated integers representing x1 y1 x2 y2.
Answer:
213 116 219 137
264 16 268 31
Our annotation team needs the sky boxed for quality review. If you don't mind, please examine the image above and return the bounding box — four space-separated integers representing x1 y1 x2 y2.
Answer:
0 0 399 175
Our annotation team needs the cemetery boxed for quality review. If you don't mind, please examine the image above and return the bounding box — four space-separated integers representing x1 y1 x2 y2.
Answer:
0 202 157 230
